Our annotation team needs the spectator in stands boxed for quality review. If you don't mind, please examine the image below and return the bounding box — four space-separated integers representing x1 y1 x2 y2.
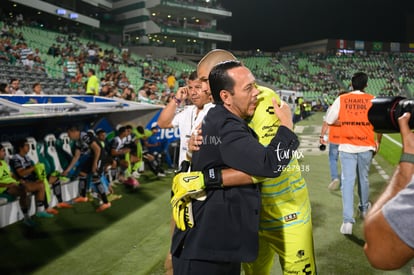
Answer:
137 81 152 103
87 46 98 64
64 125 111 212
0 144 37 226
47 43 57 56
0 44 11 63
68 77 81 93
19 43 32 65
22 52 34 70
166 73 176 92
99 83 116 97
33 55 46 75
10 139 57 218
85 68 99 95
9 78 25 95
1 23 12 38
0 83 10 94
117 72 130 89
31 82 43 95
63 55 78 84
120 86 136 101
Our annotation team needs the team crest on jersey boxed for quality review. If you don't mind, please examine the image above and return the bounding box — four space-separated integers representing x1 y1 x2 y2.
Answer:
265 105 274 115
284 212 297 222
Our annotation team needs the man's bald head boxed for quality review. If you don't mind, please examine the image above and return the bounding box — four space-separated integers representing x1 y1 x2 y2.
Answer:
197 49 237 80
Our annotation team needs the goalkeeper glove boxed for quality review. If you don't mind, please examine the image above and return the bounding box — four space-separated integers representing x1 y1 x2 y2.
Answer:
171 168 223 231
171 168 222 205
172 199 194 231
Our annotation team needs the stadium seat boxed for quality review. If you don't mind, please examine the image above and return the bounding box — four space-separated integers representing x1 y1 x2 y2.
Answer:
58 132 73 157
26 137 40 163
44 134 64 173
1 141 14 165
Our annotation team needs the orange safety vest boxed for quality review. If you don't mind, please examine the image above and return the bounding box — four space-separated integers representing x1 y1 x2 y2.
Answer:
338 92 376 146
329 124 341 144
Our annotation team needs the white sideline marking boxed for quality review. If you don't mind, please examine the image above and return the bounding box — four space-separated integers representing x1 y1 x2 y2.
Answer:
372 158 389 181
383 134 402 148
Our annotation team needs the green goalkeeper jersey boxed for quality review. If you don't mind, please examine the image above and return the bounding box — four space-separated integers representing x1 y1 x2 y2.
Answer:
248 86 311 231
0 160 19 193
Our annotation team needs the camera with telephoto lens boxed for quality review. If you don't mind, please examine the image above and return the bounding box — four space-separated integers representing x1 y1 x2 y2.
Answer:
368 96 414 133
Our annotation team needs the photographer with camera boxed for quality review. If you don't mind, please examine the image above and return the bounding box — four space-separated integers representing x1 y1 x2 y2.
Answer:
326 72 382 235
364 112 414 270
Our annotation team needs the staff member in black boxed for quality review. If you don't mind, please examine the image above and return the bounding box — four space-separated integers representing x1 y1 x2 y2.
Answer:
171 60 299 274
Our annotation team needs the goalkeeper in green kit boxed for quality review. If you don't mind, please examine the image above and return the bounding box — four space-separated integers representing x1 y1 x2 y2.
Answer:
171 50 316 275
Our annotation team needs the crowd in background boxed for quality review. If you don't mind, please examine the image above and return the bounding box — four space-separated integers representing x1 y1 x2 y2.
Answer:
0 17 414 109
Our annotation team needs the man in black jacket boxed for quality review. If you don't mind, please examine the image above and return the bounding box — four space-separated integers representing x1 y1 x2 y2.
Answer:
171 60 299 274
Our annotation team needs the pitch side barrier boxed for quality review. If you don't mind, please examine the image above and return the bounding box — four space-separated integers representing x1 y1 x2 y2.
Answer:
0 95 162 227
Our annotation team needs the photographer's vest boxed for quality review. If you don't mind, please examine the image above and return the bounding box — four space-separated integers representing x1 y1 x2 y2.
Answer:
339 93 375 146
329 124 341 144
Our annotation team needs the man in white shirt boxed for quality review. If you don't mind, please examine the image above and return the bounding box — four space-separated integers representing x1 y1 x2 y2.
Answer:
9 78 25 95
157 70 213 167
326 72 382 235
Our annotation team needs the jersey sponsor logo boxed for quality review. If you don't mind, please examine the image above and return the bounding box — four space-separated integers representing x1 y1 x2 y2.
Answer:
284 212 297 222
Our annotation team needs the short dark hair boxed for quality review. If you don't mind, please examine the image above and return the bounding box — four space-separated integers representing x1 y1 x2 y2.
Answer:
136 125 144 134
10 78 19 85
351 72 368 91
32 82 40 89
118 126 127 134
0 83 8 93
208 60 242 104
14 138 28 150
188 70 198 81
67 125 81 132
96 128 105 135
